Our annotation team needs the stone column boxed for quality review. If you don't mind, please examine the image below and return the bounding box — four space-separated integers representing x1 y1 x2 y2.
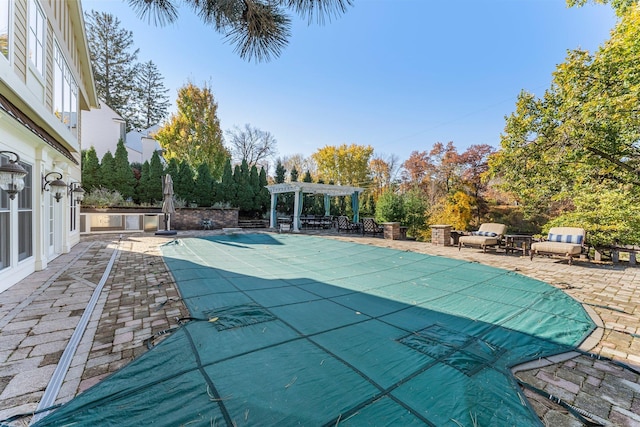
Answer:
431 224 452 246
382 222 400 240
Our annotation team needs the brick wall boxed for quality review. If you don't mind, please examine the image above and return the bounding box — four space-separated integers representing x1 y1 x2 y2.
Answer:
171 208 239 230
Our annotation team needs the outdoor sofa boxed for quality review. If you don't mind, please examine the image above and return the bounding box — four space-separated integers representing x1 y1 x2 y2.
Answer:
530 226 587 265
458 223 507 252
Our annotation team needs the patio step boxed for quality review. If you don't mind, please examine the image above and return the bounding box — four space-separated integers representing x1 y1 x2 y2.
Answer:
237 219 269 228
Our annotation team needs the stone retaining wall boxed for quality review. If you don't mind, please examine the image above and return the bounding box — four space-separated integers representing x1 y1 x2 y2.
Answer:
171 208 239 230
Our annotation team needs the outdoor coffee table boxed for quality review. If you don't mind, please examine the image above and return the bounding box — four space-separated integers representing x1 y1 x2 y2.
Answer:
504 234 534 255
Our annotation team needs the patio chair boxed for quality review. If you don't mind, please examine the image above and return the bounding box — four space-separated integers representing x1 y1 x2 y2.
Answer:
458 223 507 253
337 216 359 233
361 217 383 237
530 227 587 265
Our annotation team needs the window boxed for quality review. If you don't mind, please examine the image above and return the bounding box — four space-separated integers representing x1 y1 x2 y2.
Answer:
0 0 10 60
18 162 32 261
28 0 45 76
70 193 77 232
54 42 78 131
0 155 10 270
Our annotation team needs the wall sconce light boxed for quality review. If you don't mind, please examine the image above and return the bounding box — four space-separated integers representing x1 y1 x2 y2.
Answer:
0 150 28 200
42 172 67 202
68 182 85 204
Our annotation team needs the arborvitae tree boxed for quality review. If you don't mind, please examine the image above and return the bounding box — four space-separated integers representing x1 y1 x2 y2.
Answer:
85 11 139 128
100 151 116 190
195 162 214 207
290 166 299 182
175 160 195 205
113 139 136 199
215 159 235 205
138 160 151 204
274 160 288 213
134 60 170 129
249 165 260 215
148 151 164 203
258 167 270 215
275 160 286 184
130 162 142 203
165 158 179 182
301 169 313 214
81 147 101 192
235 160 255 214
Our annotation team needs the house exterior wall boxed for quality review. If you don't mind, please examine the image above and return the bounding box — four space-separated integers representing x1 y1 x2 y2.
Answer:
80 102 126 159
0 0 98 293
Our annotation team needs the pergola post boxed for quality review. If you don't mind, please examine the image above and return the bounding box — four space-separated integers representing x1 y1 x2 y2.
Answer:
351 191 360 223
324 194 330 217
269 193 277 228
293 190 302 232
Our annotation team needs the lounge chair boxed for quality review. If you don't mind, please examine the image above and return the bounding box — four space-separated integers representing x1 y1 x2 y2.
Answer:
361 217 383 237
458 223 506 252
337 216 359 233
530 227 587 265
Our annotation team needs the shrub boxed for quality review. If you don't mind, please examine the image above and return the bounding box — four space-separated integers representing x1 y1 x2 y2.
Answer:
83 187 124 208
544 188 640 247
428 191 473 231
375 190 405 223
402 188 429 238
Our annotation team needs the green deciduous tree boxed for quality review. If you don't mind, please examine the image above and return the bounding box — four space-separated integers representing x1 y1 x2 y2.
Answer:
154 82 230 180
128 0 352 62
545 187 640 246
312 144 374 186
490 5 640 221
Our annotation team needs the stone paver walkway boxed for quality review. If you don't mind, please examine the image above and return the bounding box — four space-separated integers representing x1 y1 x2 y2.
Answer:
0 230 638 426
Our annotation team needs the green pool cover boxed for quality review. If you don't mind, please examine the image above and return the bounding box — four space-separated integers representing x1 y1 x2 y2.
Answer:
35 234 594 426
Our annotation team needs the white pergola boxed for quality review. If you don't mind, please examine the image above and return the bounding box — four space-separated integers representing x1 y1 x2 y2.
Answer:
266 182 364 232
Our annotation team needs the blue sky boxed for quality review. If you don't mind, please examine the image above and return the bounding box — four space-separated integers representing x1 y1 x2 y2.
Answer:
83 0 617 163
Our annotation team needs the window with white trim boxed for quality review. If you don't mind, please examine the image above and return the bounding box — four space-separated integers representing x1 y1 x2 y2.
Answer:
0 155 10 270
70 193 77 232
54 42 78 131
18 162 33 261
28 0 45 76
0 0 10 60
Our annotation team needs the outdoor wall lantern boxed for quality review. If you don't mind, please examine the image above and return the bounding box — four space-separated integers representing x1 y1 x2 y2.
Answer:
0 150 28 200
68 182 85 204
42 171 67 202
